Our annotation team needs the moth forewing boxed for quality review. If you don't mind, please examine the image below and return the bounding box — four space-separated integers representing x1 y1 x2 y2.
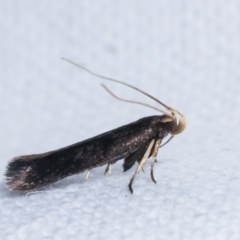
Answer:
5 59 186 193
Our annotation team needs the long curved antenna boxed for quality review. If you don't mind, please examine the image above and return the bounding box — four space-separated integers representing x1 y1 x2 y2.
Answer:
61 58 174 113
101 84 171 117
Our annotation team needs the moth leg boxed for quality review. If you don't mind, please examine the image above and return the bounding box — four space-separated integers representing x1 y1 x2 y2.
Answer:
104 164 111 175
86 170 90 180
123 139 151 172
150 139 162 184
128 139 155 194
159 135 174 149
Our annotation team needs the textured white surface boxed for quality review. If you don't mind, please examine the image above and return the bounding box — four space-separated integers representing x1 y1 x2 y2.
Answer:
1 1 240 240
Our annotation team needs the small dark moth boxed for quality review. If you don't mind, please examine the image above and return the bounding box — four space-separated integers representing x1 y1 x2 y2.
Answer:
5 59 186 193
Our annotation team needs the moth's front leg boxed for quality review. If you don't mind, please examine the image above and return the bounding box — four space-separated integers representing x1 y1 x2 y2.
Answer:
150 138 162 184
128 139 155 193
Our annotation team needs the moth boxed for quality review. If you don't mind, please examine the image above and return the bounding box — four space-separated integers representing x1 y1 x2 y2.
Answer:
5 59 186 193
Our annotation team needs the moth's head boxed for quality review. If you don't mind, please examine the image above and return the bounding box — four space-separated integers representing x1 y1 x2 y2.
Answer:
168 109 186 135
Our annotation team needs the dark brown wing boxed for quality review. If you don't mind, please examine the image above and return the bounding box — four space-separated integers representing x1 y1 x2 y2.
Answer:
5 116 166 191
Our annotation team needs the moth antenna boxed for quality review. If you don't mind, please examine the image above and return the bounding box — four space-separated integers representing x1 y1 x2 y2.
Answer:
101 84 171 117
62 58 172 112
62 58 186 134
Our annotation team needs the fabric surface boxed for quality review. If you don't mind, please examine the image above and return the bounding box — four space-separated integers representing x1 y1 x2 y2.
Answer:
0 1 240 240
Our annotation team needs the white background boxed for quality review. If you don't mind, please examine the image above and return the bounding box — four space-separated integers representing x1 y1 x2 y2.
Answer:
1 1 240 240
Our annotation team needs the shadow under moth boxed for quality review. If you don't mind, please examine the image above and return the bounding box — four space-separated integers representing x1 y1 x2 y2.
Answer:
5 59 186 193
